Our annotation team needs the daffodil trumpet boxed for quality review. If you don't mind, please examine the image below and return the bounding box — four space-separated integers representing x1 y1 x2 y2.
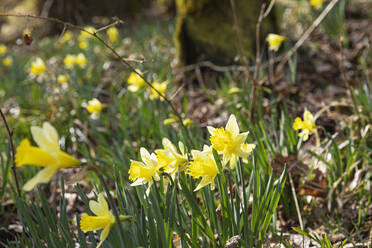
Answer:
15 122 81 191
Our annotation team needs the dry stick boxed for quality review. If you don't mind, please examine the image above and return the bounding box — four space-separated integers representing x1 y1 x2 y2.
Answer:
274 0 340 81
230 0 258 122
0 109 21 196
288 172 304 231
0 13 193 144
251 0 276 122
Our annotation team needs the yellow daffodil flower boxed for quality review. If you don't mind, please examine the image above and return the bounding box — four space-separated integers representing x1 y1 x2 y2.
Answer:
15 122 81 191
293 110 317 141
57 75 68 84
228 87 242 95
188 145 219 191
150 81 167 100
310 0 323 9
64 54 76 69
208 114 255 169
0 44 7 55
156 138 188 176
2 56 13 67
127 70 146 92
79 41 88 50
62 31 73 42
183 118 193 127
87 98 104 115
163 118 177 125
80 193 130 248
266 33 285 52
107 27 119 43
128 147 160 195
30 58 46 76
78 26 96 42
76 53 87 68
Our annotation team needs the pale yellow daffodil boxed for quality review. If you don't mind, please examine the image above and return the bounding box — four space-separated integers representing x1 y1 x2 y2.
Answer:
188 145 219 191
62 31 73 42
2 56 13 67
266 33 285 52
64 54 76 69
293 110 317 141
0 44 7 55
75 53 87 68
57 75 68 84
15 122 81 191
155 138 188 177
310 0 323 9
80 193 130 248
228 87 242 95
87 98 104 115
107 27 119 43
208 114 255 169
128 147 160 195
127 70 146 92
30 58 46 76
150 81 167 100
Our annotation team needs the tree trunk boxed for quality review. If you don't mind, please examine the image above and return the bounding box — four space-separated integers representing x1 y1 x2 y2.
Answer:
174 0 277 67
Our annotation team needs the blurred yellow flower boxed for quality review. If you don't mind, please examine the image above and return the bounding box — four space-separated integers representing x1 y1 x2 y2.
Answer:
310 0 323 9
266 33 285 52
64 54 76 69
2 56 13 67
228 87 242 95
188 145 219 191
150 81 167 100
128 147 160 195
80 193 128 248
62 31 73 41
57 75 68 84
15 122 81 191
76 53 87 68
0 44 7 55
79 41 88 50
293 110 317 141
163 118 177 125
208 114 255 169
127 70 146 92
30 58 46 76
87 98 104 114
156 138 188 176
78 26 96 42
107 27 119 43
183 118 193 127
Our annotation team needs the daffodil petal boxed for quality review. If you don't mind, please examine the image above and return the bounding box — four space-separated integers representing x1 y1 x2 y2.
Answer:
23 165 59 191
225 114 239 136
89 200 106 216
97 225 111 248
140 147 152 165
57 151 81 168
31 125 59 152
43 122 59 146
207 126 216 135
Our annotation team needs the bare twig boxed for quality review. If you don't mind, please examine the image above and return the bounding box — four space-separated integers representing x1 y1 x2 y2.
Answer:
230 0 259 122
0 109 21 196
0 13 193 144
274 0 341 80
289 172 304 231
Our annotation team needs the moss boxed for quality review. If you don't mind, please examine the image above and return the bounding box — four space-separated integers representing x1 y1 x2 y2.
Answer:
174 0 277 66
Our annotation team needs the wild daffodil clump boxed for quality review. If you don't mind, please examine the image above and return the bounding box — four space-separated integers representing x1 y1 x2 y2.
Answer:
128 114 255 192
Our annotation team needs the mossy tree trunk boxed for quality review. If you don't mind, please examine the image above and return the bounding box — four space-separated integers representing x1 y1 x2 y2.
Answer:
174 0 277 66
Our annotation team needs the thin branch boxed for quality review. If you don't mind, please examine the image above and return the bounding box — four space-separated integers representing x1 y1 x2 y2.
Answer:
0 109 21 196
0 13 192 144
230 0 259 122
274 0 341 80
289 172 304 231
